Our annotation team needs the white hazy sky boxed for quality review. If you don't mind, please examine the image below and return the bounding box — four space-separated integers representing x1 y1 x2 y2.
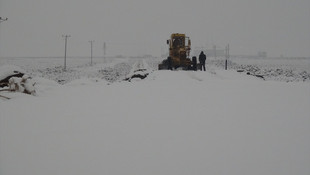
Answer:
0 0 309 57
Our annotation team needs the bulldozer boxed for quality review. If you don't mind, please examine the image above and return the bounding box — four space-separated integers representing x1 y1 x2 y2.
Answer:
158 33 195 70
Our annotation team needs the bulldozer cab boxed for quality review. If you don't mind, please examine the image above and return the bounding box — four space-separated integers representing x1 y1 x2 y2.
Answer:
159 33 193 70
168 34 190 56
172 37 184 48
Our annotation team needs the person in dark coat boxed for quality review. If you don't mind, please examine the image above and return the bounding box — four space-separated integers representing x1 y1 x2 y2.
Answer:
199 51 206 71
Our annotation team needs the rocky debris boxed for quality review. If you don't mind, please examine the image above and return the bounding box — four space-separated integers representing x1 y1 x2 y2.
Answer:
0 66 35 99
0 66 36 99
0 71 24 87
246 72 265 80
8 75 36 95
99 62 132 82
237 65 310 82
207 58 310 82
124 69 149 81
0 66 25 88
125 60 152 82
237 69 245 72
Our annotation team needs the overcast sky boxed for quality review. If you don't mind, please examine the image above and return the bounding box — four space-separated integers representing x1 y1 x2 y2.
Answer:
0 0 309 57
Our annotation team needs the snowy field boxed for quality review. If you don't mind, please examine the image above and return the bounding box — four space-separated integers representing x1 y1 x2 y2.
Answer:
0 57 135 84
1 56 309 83
227 57 310 82
0 56 310 175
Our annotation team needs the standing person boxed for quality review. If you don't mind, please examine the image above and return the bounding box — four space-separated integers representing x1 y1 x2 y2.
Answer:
199 51 206 71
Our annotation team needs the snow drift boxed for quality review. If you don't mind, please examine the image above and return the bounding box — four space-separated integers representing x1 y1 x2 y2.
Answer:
1 56 310 175
1 65 309 175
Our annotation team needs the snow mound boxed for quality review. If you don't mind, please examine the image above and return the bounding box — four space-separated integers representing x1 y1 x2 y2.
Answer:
8 75 36 95
31 77 60 95
125 60 153 81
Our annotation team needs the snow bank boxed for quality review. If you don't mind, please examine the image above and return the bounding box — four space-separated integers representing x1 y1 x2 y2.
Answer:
8 75 36 95
125 60 153 81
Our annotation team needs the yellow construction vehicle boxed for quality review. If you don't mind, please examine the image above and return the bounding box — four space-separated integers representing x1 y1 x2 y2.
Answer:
158 33 195 70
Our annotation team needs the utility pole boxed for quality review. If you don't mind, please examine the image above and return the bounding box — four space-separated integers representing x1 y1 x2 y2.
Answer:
225 44 230 70
103 42 106 63
89 40 94 66
62 35 71 71
0 17 8 23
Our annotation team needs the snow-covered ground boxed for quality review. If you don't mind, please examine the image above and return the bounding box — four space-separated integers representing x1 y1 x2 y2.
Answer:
218 57 310 82
0 57 135 84
0 57 310 175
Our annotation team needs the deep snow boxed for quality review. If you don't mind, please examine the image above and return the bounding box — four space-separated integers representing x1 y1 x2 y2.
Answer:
0 57 310 175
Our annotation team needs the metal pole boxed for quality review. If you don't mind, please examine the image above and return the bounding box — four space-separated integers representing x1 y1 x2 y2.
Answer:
62 35 70 71
64 37 67 70
225 44 229 70
103 42 106 63
225 45 227 70
89 40 94 66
